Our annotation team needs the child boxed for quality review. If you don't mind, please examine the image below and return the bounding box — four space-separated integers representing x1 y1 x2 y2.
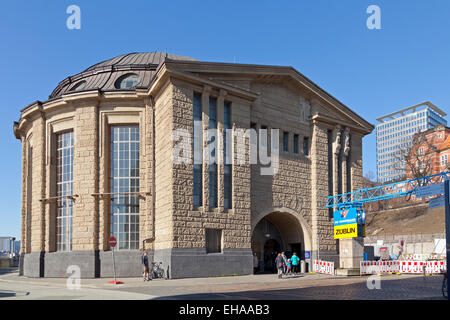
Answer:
285 259 292 275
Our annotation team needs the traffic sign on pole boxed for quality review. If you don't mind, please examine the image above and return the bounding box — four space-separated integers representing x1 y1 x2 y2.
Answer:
108 236 123 285
109 236 117 247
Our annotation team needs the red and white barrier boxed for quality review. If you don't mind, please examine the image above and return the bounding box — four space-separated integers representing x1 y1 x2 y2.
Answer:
360 260 446 275
312 260 335 275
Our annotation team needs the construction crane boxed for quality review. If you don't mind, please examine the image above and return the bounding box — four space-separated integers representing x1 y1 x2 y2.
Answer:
325 171 450 300
325 171 450 209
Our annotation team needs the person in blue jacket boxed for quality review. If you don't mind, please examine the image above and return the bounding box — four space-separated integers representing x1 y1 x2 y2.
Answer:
142 251 150 281
291 252 300 274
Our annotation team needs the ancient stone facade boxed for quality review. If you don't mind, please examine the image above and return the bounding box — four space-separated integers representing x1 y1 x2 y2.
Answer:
14 52 373 278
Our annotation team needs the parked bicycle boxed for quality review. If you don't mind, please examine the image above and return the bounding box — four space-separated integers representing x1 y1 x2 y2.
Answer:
443 272 448 299
151 262 165 279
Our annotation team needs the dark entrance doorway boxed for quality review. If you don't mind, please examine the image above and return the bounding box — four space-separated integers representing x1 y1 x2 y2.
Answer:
252 211 307 274
288 243 302 259
263 239 281 273
251 217 283 274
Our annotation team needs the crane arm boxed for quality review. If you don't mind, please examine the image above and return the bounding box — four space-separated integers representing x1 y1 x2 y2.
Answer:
325 171 450 208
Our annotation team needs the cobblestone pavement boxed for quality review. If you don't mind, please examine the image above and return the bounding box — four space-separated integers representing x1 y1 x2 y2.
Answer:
0 268 446 300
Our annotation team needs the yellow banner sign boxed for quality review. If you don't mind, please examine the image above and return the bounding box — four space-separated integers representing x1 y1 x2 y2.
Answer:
334 223 358 239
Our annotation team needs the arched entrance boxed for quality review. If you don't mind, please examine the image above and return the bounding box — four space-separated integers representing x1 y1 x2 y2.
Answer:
251 217 282 273
251 208 312 273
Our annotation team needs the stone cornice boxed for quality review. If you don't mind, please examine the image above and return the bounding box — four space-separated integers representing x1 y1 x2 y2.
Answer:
311 113 369 136
163 60 374 134
14 90 148 139
148 64 259 102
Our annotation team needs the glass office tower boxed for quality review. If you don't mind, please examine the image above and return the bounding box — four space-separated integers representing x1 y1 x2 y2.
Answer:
376 102 447 183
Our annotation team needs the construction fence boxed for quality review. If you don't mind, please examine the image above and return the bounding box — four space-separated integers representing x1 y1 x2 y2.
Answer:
360 260 446 275
312 260 335 275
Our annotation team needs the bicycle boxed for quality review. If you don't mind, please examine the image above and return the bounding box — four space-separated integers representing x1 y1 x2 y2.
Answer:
150 261 165 279
443 272 448 299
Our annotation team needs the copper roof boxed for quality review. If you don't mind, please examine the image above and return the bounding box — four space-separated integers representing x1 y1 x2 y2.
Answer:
49 52 197 99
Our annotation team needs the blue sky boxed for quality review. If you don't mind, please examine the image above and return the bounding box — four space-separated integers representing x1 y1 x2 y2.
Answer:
0 0 449 239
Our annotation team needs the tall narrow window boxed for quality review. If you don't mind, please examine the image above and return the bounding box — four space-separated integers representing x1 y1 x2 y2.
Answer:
224 101 232 209
303 137 309 156
250 123 258 166
56 131 74 252
209 97 218 208
193 93 203 207
260 125 268 156
283 132 289 152
293 134 299 155
110 126 140 250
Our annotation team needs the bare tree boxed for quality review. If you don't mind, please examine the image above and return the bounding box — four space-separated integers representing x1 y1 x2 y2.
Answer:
393 133 438 180
363 170 376 183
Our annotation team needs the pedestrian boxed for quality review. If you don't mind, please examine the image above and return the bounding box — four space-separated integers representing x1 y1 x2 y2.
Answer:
142 250 150 281
281 251 287 274
253 253 259 274
275 253 284 279
291 252 300 274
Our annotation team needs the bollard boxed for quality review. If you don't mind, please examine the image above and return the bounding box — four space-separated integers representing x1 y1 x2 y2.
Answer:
301 260 306 273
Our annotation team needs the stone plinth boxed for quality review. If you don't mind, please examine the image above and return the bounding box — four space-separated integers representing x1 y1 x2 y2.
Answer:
339 237 364 271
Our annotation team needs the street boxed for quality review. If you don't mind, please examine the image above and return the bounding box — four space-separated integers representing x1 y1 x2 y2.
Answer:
0 268 446 300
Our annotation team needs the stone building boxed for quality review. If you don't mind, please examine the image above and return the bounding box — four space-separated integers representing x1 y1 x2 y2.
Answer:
13 52 373 278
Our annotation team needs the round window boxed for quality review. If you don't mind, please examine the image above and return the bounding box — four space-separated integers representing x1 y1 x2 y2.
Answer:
69 80 87 91
114 73 140 89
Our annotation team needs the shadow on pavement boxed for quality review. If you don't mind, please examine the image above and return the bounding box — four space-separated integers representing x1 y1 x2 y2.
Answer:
0 291 16 298
0 268 18 276
151 276 446 300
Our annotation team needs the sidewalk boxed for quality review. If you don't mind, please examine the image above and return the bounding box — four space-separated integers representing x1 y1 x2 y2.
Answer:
0 269 332 289
0 268 444 300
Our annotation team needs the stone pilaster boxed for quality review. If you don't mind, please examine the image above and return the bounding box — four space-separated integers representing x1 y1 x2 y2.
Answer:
97 112 108 251
20 137 27 254
44 125 54 253
229 100 252 249
141 98 154 250
31 113 46 254
310 121 331 256
154 82 175 251
73 103 99 252
171 84 196 247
